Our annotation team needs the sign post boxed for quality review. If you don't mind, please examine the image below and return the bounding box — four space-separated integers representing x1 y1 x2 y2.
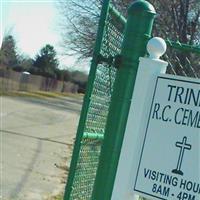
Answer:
112 37 200 200
112 37 168 200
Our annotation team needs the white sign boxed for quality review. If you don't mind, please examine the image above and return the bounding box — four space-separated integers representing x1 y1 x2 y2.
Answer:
134 75 200 200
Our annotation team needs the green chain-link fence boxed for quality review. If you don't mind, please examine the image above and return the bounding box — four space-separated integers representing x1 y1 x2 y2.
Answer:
164 40 200 78
64 0 200 199
64 1 125 199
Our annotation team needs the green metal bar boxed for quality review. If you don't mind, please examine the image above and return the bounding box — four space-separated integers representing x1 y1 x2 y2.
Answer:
83 132 104 140
143 36 200 54
166 39 200 54
91 1 156 200
63 0 111 199
109 5 127 27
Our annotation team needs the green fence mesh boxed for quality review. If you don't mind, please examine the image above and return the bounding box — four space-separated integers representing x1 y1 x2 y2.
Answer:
66 1 200 199
68 4 125 200
164 41 200 78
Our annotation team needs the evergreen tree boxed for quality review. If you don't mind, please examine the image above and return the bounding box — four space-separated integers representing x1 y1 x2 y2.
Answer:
33 44 59 78
0 35 18 67
13 54 33 72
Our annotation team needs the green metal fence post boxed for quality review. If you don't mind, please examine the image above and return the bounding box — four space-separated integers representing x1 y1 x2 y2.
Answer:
92 1 156 200
63 0 111 199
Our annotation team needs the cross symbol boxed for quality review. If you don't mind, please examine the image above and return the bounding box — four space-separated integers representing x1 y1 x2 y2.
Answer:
172 136 192 176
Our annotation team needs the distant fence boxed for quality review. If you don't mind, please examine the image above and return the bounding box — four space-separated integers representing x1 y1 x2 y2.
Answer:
0 67 79 93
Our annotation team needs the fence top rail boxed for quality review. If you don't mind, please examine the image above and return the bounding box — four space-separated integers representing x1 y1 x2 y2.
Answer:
108 4 200 55
109 5 127 26
165 39 200 54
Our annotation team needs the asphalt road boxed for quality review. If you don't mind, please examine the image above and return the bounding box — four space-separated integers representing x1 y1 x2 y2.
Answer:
0 95 82 200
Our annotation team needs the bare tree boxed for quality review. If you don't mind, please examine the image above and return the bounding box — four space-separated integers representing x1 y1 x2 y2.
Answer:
57 0 102 59
150 0 200 44
57 0 200 60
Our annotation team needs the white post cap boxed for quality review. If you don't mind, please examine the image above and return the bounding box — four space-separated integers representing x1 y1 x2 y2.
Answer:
147 37 167 60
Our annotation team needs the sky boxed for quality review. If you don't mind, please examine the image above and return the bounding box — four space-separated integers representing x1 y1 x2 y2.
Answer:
0 0 89 72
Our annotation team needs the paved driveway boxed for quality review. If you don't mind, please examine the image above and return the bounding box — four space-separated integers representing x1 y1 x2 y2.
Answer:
0 95 82 200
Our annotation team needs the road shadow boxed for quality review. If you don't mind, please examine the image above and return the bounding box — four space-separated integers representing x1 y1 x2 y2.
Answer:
3 129 72 199
8 140 42 199
1 129 71 146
